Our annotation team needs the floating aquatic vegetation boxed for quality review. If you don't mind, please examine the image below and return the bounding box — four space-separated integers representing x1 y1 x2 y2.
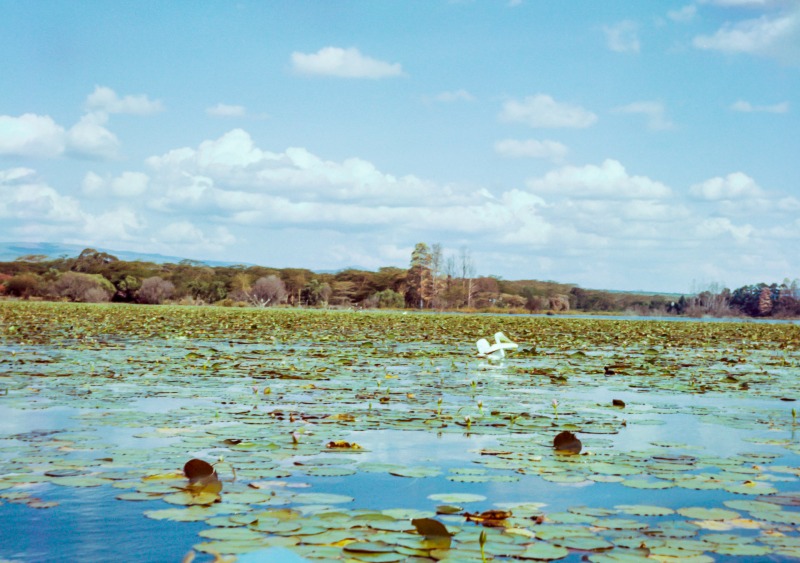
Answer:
553 431 582 454
1 302 800 561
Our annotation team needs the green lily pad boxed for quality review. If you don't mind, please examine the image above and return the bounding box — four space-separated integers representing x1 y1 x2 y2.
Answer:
749 510 800 525
723 481 778 495
648 547 713 562
300 466 357 477
427 493 486 504
588 462 640 476
343 541 396 553
116 491 162 501
194 536 298 554
552 536 614 551
621 479 673 489
162 491 220 506
587 549 654 562
678 506 741 520
535 526 596 540
595 518 648 530
145 507 219 522
198 527 264 541
518 542 569 560
436 504 463 514
49 476 111 487
711 543 772 556
291 493 354 505
389 466 442 478
545 511 597 524
722 499 781 512
615 505 675 517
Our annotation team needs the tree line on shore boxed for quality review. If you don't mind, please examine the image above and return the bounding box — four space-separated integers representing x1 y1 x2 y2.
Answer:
0 245 798 318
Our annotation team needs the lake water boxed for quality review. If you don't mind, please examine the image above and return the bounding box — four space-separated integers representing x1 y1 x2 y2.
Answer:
2 305 800 561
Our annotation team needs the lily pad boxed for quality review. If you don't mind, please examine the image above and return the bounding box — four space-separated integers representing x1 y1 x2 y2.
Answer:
678 506 740 520
518 542 569 560
615 505 675 517
291 493 354 505
389 466 442 478
427 493 486 504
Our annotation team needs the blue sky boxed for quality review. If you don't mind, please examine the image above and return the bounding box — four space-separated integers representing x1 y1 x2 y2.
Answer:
1 1 798 292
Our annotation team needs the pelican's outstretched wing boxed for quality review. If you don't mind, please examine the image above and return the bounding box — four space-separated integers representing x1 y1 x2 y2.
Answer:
476 332 518 359
493 332 518 351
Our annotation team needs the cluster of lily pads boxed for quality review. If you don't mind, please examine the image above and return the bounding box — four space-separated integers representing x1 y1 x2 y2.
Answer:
1 301 800 561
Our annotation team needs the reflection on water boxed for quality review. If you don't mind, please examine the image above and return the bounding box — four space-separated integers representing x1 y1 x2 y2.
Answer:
0 399 212 562
1 485 206 562
607 412 785 457
0 406 78 435
351 428 500 467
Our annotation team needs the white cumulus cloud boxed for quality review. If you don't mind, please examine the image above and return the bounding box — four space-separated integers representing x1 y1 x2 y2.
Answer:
151 220 236 253
0 114 65 158
1 88 164 161
82 171 105 195
85 86 164 115
494 139 568 162
82 171 150 198
158 220 211 244
693 9 800 62
146 129 463 207
690 172 765 200
291 47 404 78
695 217 754 243
83 207 144 242
0 167 83 223
112 172 150 197
66 112 120 159
527 159 672 200
500 95 597 128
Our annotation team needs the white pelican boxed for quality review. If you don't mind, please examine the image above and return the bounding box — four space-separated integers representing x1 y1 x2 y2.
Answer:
476 331 518 360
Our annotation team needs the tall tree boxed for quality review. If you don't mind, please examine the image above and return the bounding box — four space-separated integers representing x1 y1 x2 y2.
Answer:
373 267 406 294
758 286 773 316
280 268 310 305
459 246 476 308
72 248 119 274
406 242 433 308
304 278 332 306
429 243 442 306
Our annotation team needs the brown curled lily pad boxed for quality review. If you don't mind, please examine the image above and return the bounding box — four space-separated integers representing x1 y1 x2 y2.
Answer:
554 431 582 454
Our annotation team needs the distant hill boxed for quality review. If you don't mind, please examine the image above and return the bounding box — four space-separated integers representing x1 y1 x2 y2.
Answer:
0 241 247 268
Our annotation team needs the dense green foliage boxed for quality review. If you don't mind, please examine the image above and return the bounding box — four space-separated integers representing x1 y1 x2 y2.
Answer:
0 247 797 318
